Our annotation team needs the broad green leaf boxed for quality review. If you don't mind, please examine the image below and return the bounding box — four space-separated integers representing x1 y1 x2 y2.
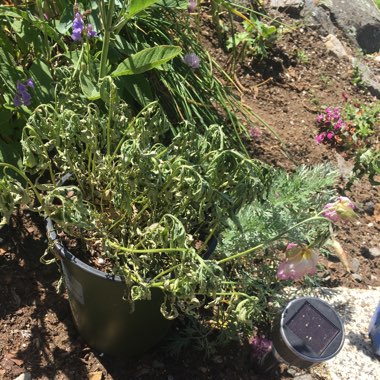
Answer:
29 60 54 104
0 63 23 94
80 73 100 100
156 0 188 8
111 46 181 77
114 0 160 31
0 140 22 169
127 0 161 20
116 74 154 106
0 29 16 67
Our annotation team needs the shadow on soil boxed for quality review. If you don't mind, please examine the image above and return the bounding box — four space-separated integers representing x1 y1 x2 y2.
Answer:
0 212 89 379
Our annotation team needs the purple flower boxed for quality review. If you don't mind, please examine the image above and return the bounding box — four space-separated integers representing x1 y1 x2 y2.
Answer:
250 336 272 361
322 196 356 224
72 29 82 41
315 132 326 144
277 244 319 281
14 79 33 107
71 13 84 41
183 53 200 69
21 90 31 106
188 0 197 12
73 13 84 31
16 82 27 93
248 127 262 139
26 78 34 88
13 94 22 107
87 24 97 38
326 131 334 140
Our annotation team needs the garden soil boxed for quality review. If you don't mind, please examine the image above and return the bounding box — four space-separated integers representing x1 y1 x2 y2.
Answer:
1 11 379 380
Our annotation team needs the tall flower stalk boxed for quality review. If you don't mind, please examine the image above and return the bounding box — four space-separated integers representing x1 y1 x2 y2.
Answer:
99 0 115 79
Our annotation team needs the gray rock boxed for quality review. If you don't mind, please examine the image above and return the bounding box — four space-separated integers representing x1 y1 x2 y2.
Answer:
294 375 313 380
301 0 380 98
351 273 363 282
323 34 350 59
304 0 380 54
269 0 305 15
13 373 32 380
351 57 380 98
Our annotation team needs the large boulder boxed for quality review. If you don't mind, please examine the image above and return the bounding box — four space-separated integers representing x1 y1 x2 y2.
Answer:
303 0 380 54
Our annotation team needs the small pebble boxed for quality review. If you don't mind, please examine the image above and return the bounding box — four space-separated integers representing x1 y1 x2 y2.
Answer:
363 201 375 215
351 273 363 282
351 258 360 273
369 247 380 258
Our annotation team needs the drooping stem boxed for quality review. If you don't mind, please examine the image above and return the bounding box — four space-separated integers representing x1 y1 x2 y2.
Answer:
217 214 328 265
0 163 43 205
107 240 189 254
99 0 115 79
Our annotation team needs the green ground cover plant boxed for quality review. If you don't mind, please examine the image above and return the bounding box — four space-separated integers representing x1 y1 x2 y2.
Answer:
315 99 380 184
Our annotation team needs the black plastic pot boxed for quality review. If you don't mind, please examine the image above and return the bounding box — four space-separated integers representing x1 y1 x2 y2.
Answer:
46 218 172 357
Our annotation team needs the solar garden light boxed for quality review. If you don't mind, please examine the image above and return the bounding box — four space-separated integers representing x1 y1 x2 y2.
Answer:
258 297 345 372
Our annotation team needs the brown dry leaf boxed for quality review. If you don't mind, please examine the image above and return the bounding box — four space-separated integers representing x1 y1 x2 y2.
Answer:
0 247 8 256
331 239 351 273
5 353 24 367
26 226 35 234
88 371 103 380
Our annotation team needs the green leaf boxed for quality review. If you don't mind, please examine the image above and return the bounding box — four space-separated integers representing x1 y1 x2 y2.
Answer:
116 74 154 106
0 6 65 50
156 0 188 8
29 60 54 104
0 140 22 169
80 73 100 100
111 46 181 77
127 0 161 20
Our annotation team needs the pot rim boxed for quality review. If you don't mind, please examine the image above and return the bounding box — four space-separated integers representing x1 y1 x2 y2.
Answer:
46 217 124 283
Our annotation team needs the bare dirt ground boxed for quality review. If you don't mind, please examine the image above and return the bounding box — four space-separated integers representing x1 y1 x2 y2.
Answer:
0 10 379 380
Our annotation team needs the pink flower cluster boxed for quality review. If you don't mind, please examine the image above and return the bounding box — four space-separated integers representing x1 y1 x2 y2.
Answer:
315 107 346 145
248 127 262 140
250 335 272 360
277 244 318 281
188 0 197 12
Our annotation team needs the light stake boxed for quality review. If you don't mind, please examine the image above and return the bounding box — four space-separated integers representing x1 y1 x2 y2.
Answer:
259 297 345 373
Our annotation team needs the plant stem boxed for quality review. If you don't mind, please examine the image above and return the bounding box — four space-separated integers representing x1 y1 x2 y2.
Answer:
211 1 223 46
99 0 115 79
107 240 189 254
217 214 327 265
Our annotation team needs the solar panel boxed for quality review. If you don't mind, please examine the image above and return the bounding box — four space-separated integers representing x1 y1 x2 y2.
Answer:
286 301 340 355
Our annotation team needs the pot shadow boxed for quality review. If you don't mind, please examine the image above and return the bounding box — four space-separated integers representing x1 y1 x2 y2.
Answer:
0 211 89 379
345 331 377 359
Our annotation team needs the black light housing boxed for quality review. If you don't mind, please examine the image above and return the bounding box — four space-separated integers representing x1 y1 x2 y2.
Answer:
259 297 345 372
